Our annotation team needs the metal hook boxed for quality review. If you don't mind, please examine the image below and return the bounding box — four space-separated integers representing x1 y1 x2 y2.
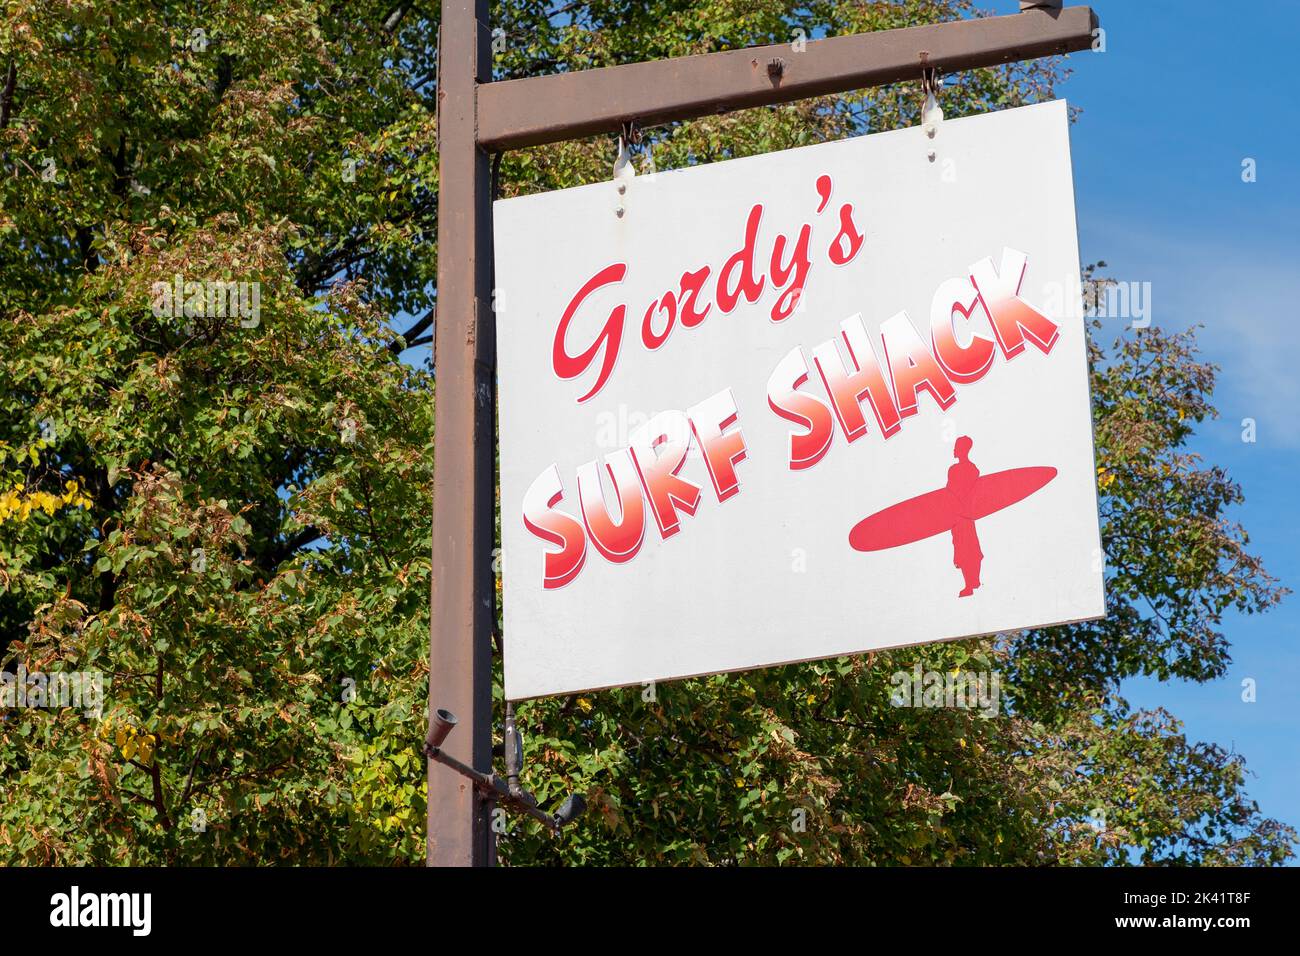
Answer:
613 130 636 217
920 66 942 99
920 66 943 160
614 135 634 178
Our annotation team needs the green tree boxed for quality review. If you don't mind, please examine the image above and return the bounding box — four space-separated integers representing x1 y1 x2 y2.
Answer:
1 0 1291 865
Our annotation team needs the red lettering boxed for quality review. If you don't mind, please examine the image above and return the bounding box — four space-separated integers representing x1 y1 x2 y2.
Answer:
969 248 1059 358
930 277 996 385
811 313 901 442
767 347 834 470
553 263 627 403
641 292 675 350
629 411 703 539
827 203 864 266
770 224 812 322
687 388 747 502
522 465 587 589
880 310 957 417
679 266 712 328
716 204 766 313
577 452 646 564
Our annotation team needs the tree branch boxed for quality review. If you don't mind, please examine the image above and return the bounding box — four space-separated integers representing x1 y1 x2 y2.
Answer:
390 306 434 354
261 525 324 571
0 62 16 129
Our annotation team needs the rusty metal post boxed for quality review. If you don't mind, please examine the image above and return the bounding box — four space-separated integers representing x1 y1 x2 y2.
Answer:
428 0 495 867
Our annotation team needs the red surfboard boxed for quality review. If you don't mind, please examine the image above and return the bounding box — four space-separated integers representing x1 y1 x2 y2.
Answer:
848 466 1057 552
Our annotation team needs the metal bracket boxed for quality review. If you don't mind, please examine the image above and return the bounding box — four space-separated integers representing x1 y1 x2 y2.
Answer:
619 120 642 147
425 707 586 836
614 126 637 218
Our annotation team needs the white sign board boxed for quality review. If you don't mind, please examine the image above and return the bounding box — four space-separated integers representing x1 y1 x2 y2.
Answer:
494 100 1105 700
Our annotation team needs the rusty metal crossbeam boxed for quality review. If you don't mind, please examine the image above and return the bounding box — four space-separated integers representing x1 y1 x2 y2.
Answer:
476 6 1096 151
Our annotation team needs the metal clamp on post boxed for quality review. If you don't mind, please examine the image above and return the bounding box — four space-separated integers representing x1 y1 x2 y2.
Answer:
425 707 587 835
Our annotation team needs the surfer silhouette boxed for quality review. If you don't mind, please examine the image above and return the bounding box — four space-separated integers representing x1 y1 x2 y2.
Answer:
947 436 983 597
847 435 1059 600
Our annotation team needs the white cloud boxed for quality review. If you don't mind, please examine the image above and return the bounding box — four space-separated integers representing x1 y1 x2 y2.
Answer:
1079 215 1300 447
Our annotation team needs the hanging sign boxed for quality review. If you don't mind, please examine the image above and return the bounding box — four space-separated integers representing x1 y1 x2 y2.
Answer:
493 100 1105 700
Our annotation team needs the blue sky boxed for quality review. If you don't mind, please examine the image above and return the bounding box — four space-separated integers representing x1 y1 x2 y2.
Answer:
1061 1 1299 850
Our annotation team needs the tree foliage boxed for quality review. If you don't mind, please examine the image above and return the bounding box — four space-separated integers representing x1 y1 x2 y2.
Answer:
0 1 1291 865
